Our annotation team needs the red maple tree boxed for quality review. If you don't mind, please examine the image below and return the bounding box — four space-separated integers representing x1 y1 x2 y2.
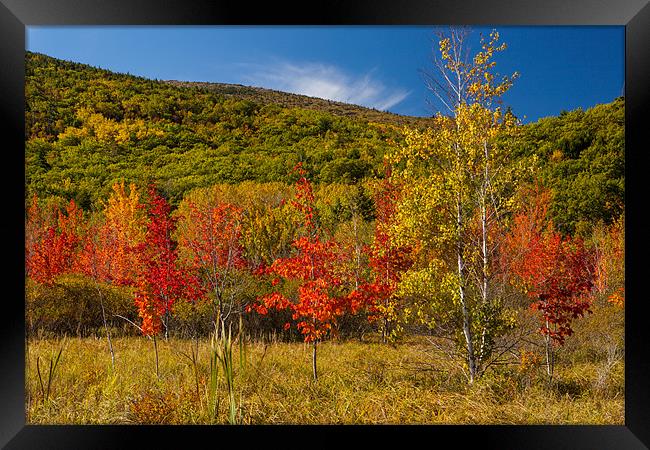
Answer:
248 163 349 380
505 186 594 376
26 195 83 285
134 186 203 339
177 200 246 324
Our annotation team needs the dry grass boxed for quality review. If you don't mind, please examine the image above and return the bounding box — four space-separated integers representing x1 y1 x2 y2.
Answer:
26 335 624 425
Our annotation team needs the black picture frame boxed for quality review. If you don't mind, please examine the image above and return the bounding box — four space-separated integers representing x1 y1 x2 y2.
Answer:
1 0 648 448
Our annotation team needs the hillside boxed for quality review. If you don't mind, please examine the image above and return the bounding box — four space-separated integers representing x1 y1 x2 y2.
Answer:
510 97 625 235
25 51 624 235
165 80 432 128
25 52 422 207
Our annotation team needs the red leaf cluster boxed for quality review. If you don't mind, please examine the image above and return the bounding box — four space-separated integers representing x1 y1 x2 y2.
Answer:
26 196 83 285
248 165 351 343
134 187 203 336
291 162 318 233
505 187 594 345
178 201 246 286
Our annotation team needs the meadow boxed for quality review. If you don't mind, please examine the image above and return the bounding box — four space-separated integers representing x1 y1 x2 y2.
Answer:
26 326 623 425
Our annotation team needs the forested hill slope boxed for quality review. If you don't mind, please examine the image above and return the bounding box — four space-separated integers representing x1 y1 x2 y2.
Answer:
25 51 624 235
25 51 421 206
164 80 431 128
510 97 625 235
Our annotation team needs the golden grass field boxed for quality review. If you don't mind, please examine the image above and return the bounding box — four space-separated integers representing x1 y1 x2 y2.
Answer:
26 333 624 425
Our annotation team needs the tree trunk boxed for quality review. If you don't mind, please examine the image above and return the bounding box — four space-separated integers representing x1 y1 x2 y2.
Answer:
216 289 223 328
545 319 554 379
479 198 489 363
312 341 318 381
164 311 169 341
95 285 115 369
479 139 490 365
457 198 476 383
153 334 160 379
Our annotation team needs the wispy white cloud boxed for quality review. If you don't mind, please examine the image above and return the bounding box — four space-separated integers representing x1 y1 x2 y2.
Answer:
239 61 410 111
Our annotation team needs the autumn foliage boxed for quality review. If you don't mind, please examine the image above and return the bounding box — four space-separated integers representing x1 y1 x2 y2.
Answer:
134 186 202 336
26 196 83 285
347 175 413 341
24 170 614 385
505 186 594 346
75 182 146 285
179 202 245 275
591 216 625 308
248 164 350 344
176 200 246 323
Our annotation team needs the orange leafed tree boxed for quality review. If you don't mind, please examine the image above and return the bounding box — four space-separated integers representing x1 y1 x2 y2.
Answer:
75 181 146 285
73 182 147 367
101 181 146 284
591 216 625 308
248 163 350 380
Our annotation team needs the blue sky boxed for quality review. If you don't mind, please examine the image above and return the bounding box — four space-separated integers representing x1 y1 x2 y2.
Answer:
26 26 624 123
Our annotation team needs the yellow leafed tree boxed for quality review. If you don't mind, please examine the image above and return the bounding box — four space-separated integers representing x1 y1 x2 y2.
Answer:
389 27 529 383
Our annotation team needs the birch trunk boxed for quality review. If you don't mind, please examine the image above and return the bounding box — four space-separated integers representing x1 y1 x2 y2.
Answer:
458 197 476 383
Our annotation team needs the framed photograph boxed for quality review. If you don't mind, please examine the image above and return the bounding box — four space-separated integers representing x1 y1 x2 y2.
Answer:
1 0 648 448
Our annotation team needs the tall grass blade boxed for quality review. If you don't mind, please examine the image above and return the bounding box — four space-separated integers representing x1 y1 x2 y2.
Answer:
37 341 65 404
36 356 45 400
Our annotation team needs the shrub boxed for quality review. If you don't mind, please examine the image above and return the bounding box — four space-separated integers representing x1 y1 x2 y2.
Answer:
26 274 138 337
